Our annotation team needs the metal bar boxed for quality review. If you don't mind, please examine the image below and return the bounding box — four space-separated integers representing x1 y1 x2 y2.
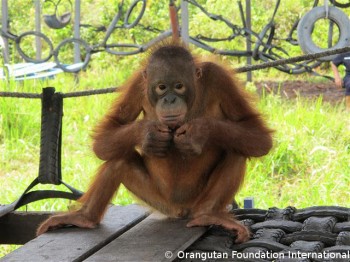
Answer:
74 0 81 63
181 0 190 45
35 0 42 60
1 0 10 63
245 0 252 82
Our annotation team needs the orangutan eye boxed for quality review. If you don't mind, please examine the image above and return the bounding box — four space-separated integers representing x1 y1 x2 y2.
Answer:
155 84 167 95
174 83 186 94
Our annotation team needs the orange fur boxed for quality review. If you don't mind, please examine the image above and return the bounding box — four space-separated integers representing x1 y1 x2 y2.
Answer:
37 43 272 243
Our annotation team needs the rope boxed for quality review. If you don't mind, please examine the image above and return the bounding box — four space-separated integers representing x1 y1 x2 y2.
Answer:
61 87 117 98
2 45 350 99
0 87 117 99
236 46 350 73
0 92 41 99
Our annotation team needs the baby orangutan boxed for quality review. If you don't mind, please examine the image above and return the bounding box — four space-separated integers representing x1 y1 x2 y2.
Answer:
37 43 273 243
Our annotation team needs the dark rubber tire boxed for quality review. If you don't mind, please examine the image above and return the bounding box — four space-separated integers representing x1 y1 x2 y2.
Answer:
330 0 350 8
297 6 350 61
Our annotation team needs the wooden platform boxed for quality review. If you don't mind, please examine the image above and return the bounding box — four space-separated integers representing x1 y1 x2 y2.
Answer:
0 205 207 262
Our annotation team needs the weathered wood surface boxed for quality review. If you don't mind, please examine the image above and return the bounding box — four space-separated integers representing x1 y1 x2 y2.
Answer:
85 213 207 262
0 205 149 262
0 212 52 244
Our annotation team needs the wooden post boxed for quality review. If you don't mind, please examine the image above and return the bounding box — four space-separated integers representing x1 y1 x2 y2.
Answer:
74 0 81 63
180 0 190 45
1 0 10 63
246 0 252 82
35 0 42 61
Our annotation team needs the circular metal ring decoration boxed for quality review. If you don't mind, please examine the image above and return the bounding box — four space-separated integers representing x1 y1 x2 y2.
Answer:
15 31 54 63
297 6 350 61
54 38 92 73
105 43 143 55
123 0 146 29
43 0 72 29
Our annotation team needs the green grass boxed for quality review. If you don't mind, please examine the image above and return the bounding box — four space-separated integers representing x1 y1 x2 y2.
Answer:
238 92 350 208
1 68 350 257
0 69 136 210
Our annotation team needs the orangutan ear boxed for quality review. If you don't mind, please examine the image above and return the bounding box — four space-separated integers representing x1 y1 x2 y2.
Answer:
142 70 147 80
196 68 203 79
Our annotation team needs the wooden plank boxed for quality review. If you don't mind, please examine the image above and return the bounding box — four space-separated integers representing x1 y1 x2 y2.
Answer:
0 205 149 262
10 62 57 77
0 63 33 79
14 63 84 80
0 62 55 80
0 212 52 244
85 213 207 262
14 68 63 80
0 62 84 80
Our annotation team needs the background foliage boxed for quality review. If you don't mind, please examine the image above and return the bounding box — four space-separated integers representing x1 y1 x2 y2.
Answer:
5 0 349 70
